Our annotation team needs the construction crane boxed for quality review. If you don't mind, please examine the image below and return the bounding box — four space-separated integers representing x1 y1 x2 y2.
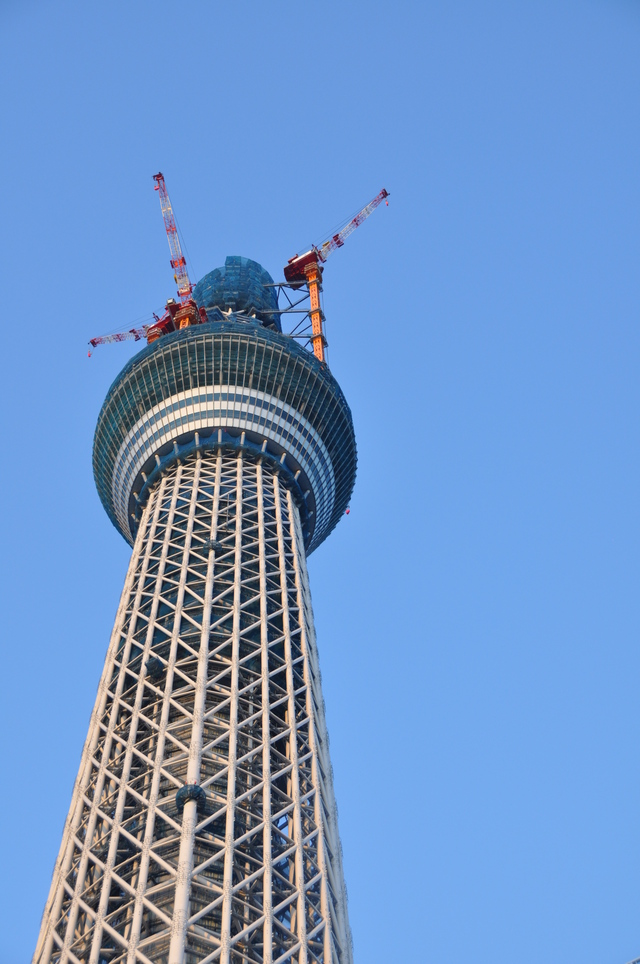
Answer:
88 174 205 355
284 188 389 363
89 179 389 362
88 326 148 355
146 172 202 341
152 172 193 303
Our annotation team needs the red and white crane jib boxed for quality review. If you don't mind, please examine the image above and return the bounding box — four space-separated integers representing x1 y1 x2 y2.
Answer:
152 172 193 303
284 187 389 285
88 327 148 356
316 188 390 263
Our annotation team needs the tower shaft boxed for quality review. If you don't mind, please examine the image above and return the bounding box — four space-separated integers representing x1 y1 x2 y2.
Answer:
35 451 352 964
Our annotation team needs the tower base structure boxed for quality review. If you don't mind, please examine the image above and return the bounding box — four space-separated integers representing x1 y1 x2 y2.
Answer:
34 303 357 964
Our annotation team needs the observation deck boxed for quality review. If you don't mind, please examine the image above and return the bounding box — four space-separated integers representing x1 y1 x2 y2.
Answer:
93 315 357 554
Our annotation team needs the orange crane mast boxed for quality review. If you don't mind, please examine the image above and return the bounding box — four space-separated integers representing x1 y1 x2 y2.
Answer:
284 188 389 363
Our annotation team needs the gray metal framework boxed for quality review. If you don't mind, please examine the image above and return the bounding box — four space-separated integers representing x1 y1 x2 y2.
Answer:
34 315 357 964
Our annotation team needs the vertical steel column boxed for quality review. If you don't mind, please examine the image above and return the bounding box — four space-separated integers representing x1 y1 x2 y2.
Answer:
274 476 308 964
288 493 353 964
257 462 273 964
287 490 332 964
167 454 208 961
219 453 243 964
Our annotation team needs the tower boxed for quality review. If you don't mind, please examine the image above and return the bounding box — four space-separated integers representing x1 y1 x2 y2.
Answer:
34 257 357 964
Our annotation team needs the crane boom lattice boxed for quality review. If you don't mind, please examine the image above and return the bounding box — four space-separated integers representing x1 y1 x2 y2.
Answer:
317 188 390 262
87 327 148 355
153 172 193 302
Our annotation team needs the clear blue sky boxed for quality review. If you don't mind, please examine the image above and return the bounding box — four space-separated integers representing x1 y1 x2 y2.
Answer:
1 1 639 961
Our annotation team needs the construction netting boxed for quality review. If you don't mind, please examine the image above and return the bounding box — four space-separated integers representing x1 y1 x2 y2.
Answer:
193 256 281 331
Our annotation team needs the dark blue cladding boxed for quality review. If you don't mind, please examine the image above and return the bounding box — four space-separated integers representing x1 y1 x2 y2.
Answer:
93 318 357 554
193 257 281 331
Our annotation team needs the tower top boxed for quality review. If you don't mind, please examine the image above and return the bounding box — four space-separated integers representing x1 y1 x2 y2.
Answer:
193 256 281 332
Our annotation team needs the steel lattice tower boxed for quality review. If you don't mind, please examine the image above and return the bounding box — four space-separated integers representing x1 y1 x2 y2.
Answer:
33 262 357 964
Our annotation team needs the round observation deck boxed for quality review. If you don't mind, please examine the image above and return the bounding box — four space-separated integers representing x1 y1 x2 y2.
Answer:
93 317 356 554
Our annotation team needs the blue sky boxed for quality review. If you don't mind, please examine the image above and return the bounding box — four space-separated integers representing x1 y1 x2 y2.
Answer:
1 1 639 961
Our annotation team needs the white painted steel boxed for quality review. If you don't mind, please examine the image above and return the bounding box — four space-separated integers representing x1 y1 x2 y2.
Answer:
34 451 352 964
109 385 335 544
